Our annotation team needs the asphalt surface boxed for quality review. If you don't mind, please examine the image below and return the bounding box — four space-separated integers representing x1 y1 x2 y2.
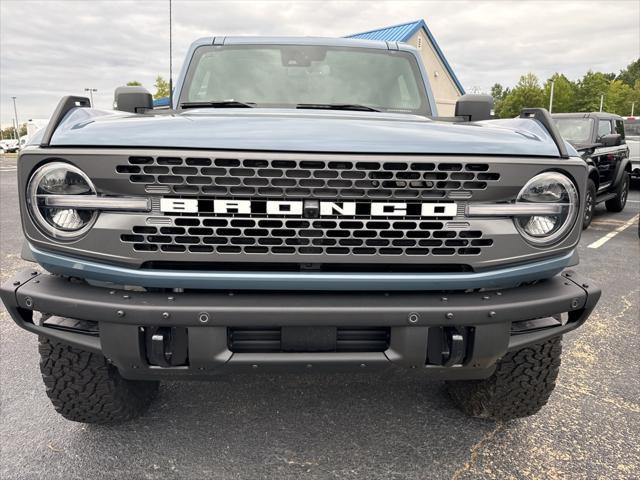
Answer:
1 153 639 479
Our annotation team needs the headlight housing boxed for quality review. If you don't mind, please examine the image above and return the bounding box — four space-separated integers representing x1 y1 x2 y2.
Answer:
515 172 579 246
27 162 98 240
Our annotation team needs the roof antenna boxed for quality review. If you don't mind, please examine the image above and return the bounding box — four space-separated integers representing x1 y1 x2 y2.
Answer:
169 0 173 108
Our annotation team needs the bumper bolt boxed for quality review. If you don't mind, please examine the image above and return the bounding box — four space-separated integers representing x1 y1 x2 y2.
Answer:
360 363 367 368
162 312 170 319
24 297 33 308
198 312 210 323
445 312 454 319
571 299 580 309
408 312 420 324
488 311 496 317
12 281 20 286
441 297 448 302
582 283 589 288
167 296 175 301
31 271 38 276
109 290 116 295
482 295 490 300
116 310 125 317
496 292 502 296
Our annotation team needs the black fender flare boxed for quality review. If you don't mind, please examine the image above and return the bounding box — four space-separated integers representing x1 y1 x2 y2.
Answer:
586 164 599 189
613 158 631 187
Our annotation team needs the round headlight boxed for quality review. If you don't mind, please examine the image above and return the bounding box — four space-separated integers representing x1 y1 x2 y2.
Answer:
515 172 578 246
27 162 97 239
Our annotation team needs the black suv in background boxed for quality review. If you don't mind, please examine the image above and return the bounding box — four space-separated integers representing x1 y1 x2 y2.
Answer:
553 112 631 228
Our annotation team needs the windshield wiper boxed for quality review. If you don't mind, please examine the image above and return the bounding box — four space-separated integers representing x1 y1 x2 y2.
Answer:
180 100 255 109
296 103 380 112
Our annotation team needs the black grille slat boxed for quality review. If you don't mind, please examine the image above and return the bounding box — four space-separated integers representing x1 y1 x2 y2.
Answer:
335 328 390 352
228 328 281 352
227 327 390 353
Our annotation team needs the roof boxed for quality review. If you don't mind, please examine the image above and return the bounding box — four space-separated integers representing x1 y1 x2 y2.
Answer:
347 20 465 94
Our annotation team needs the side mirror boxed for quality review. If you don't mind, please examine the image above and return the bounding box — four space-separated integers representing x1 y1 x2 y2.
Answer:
455 94 494 122
599 133 621 147
114 86 153 113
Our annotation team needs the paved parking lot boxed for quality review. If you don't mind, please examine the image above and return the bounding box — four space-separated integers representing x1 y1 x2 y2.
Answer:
1 153 639 479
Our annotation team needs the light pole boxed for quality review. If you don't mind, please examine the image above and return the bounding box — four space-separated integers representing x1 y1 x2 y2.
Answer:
599 94 604 112
11 96 19 139
631 102 635 117
84 88 97 107
548 80 555 113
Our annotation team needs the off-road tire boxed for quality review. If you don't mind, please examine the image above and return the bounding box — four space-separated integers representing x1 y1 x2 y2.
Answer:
583 179 597 229
605 172 629 212
39 337 159 424
446 336 562 421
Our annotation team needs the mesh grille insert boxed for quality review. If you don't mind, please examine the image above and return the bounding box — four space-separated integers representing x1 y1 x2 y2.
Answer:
121 218 493 257
117 157 500 198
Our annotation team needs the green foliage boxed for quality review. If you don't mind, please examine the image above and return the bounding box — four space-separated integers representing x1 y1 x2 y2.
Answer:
1 124 26 139
574 71 611 112
126 81 142 86
153 75 170 99
490 83 510 117
497 60 639 117
606 80 634 115
618 59 640 88
499 73 545 118
543 73 575 113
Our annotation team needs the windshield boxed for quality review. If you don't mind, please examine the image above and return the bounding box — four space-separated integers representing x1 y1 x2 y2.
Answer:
180 45 430 115
554 117 594 144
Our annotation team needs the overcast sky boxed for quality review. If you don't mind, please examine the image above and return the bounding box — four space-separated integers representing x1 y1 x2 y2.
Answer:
1 0 638 127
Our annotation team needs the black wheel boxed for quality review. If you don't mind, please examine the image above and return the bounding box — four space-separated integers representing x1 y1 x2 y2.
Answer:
39 337 159 424
583 179 597 229
605 172 629 212
446 336 562 421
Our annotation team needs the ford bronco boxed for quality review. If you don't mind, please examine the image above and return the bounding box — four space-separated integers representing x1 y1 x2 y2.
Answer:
553 112 631 229
1 37 601 424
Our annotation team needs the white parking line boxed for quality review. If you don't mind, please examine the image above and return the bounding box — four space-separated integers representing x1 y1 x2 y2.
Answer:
588 214 639 249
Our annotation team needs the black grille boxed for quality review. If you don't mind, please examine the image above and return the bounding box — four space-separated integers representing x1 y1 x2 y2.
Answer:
228 327 391 353
121 218 494 256
116 156 501 199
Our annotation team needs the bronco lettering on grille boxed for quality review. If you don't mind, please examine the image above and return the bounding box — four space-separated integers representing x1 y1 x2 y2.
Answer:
159 199 457 217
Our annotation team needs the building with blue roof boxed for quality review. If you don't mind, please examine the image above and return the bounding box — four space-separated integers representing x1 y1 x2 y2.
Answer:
348 20 464 116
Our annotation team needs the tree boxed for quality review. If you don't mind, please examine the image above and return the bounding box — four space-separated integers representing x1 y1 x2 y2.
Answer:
490 83 510 117
606 80 633 115
543 73 575 113
153 75 170 99
499 73 545 118
126 81 142 86
618 59 640 88
574 71 610 112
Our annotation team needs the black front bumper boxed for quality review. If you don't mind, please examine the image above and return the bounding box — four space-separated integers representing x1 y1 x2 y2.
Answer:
1 269 600 381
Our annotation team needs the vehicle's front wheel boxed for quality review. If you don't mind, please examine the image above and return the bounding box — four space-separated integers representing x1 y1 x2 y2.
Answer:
605 172 629 212
39 338 159 424
446 336 562 421
583 179 597 229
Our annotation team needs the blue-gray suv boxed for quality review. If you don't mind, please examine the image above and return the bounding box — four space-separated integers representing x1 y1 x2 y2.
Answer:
1 37 600 424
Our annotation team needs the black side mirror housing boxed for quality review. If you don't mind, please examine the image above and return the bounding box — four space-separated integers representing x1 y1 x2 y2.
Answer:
599 133 621 147
114 86 153 113
454 94 494 122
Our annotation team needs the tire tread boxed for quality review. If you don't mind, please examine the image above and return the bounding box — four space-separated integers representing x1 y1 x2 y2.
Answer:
38 337 158 424
446 336 562 421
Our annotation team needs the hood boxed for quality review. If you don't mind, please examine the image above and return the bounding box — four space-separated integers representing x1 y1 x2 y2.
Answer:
44 107 568 157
